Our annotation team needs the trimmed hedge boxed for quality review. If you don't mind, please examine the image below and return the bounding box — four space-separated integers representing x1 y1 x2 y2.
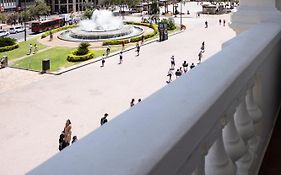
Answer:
103 23 158 46
41 24 78 39
0 37 17 47
0 43 19 52
67 50 94 62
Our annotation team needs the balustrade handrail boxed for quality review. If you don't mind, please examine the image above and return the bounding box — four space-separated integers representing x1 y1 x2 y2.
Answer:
28 22 281 175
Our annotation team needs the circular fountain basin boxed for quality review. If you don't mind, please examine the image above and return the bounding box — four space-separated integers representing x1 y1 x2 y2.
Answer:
58 25 144 42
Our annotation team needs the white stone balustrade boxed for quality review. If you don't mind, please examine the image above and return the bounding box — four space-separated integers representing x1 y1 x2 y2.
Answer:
27 21 281 175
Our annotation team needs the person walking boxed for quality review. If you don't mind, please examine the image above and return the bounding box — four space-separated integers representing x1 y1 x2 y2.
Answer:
58 132 65 151
62 119 72 149
106 46 111 56
49 31 53 41
219 19 222 25
72 136 78 144
130 99 135 107
122 41 125 51
179 67 183 75
141 35 144 44
100 113 108 126
119 51 123 64
201 41 205 52
190 63 195 69
28 43 32 55
167 68 173 83
223 19 226 26
198 50 203 63
175 69 182 78
136 43 140 56
171 55 175 69
101 55 105 67
33 44 38 54
205 21 208 28
182 61 188 73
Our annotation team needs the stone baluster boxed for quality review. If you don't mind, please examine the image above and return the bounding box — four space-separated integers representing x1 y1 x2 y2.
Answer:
246 87 263 131
223 117 247 162
234 97 259 153
205 132 236 175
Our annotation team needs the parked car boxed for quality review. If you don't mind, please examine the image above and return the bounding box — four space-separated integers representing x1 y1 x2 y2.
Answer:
9 26 25 34
0 30 9 37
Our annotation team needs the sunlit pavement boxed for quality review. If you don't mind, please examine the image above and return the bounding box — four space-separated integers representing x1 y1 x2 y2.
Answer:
0 3 236 174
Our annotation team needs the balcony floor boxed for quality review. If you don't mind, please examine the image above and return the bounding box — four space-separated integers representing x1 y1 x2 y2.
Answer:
259 112 281 175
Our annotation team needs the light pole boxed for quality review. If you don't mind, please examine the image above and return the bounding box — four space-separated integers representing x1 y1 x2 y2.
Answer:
24 0 27 41
180 0 182 29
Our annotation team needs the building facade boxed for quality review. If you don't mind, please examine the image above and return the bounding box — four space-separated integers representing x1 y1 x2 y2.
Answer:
46 0 104 14
0 0 19 12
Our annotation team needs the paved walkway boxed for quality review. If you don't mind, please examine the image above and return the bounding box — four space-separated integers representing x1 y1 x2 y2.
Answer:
0 7 236 175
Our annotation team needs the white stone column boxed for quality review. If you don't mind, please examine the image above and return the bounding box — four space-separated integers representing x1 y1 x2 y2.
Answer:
205 132 236 175
230 0 281 34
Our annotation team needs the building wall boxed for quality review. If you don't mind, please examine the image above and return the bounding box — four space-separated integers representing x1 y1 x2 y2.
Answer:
48 0 105 14
0 0 18 11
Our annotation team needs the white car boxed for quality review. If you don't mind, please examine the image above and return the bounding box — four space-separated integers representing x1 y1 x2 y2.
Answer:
9 26 25 34
0 30 9 37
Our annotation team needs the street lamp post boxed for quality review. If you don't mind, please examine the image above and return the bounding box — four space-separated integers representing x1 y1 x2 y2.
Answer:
180 0 182 29
24 0 27 41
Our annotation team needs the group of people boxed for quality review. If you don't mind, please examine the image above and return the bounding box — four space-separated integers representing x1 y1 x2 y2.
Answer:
101 42 141 67
99 98 142 127
58 119 78 151
28 43 38 55
219 19 226 26
166 41 205 83
130 98 141 107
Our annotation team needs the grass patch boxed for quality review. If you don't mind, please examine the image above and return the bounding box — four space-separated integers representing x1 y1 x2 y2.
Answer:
0 37 47 60
13 47 118 72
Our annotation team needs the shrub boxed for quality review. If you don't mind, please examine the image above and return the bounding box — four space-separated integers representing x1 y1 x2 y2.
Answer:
102 39 130 46
0 36 16 47
0 43 19 52
76 42 90 56
41 24 78 39
67 50 94 62
160 18 176 30
103 22 158 46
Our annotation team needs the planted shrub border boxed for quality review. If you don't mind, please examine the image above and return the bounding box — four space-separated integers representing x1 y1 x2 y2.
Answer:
41 24 78 39
67 50 94 62
102 22 158 46
0 43 19 52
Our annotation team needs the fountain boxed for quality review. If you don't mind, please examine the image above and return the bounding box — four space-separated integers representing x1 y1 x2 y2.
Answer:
59 9 144 42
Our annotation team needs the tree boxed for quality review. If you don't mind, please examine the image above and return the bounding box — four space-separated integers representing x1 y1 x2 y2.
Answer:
0 13 7 23
19 10 31 23
6 12 19 25
150 0 160 15
29 0 50 20
83 8 94 19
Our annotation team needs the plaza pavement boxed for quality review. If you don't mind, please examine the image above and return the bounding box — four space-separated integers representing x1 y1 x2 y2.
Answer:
0 9 236 175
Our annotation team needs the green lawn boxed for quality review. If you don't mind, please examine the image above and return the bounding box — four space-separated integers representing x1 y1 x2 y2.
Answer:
0 37 47 60
13 47 116 72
